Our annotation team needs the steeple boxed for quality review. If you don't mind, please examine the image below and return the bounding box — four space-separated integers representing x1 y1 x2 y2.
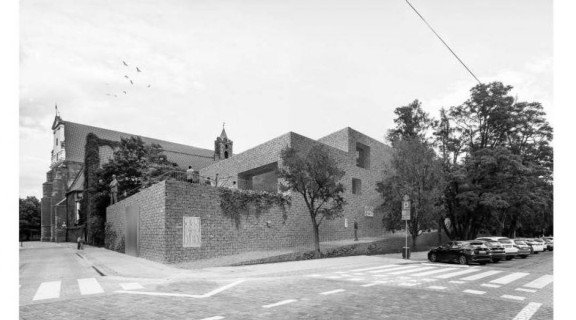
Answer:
214 123 233 161
51 104 63 130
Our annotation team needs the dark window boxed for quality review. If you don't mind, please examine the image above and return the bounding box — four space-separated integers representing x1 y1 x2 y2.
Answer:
356 142 370 169
224 151 229 159
238 162 279 193
352 178 362 195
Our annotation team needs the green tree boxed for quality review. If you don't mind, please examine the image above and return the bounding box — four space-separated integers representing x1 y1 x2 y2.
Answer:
88 136 180 245
278 145 346 256
19 196 41 241
386 99 433 143
377 138 444 248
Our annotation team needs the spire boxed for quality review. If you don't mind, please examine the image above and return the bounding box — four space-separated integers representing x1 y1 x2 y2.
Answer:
52 104 63 130
219 122 228 139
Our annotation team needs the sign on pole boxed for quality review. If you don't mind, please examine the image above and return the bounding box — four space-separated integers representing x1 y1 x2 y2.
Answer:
402 195 411 220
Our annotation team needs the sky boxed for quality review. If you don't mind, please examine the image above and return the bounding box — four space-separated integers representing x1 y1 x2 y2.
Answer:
19 0 553 199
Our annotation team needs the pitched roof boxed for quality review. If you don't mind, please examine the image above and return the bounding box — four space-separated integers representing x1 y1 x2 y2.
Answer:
62 120 215 170
219 128 228 140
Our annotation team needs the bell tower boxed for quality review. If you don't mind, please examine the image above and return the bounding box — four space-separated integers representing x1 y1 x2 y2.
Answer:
214 123 233 160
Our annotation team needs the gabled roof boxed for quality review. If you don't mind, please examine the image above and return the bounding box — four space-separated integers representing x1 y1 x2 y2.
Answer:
67 168 84 194
62 120 215 170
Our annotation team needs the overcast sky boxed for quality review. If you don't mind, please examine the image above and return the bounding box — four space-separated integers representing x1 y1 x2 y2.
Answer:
19 0 553 199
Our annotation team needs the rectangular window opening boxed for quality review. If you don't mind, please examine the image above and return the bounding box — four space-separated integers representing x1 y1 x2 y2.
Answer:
352 178 362 195
356 142 370 169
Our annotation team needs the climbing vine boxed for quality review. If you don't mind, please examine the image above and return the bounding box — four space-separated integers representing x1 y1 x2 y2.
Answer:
218 187 291 228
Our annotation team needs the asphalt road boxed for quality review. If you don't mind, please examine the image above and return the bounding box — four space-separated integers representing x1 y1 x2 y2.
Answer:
19 248 553 320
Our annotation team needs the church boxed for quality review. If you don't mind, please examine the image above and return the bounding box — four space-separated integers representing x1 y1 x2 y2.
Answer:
40 112 233 243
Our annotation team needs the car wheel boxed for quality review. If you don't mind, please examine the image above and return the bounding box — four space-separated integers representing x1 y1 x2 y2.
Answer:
534 251 539 254
492 258 500 263
479 262 487 265
520 255 528 259
429 253 438 262
458 255 468 265
506 256 513 260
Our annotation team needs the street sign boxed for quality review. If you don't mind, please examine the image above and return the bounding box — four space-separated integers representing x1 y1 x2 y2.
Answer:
402 198 411 220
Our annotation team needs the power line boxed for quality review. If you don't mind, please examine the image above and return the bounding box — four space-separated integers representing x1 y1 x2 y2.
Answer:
403 0 482 84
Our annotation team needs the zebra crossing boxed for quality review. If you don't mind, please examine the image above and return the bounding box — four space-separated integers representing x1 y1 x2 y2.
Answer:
306 263 553 299
21 278 146 303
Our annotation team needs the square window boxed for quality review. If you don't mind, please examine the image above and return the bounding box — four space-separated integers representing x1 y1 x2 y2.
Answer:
356 142 370 169
352 178 362 195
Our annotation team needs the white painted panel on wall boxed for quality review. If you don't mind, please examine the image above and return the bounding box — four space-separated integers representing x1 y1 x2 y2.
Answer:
183 216 201 248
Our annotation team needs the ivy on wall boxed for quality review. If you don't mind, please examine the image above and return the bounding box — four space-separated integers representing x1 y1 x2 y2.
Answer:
218 187 291 228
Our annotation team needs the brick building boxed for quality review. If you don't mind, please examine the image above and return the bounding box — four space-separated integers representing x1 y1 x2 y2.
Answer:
106 127 394 263
41 113 227 242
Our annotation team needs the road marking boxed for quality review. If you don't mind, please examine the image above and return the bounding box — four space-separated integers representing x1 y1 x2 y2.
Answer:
502 295 526 301
428 286 446 290
116 279 245 299
490 272 529 285
78 278 104 295
306 274 321 277
320 289 345 295
481 284 501 288
350 265 398 272
522 275 553 289
335 271 348 274
421 263 469 268
120 283 144 290
449 281 465 284
436 268 481 279
421 279 436 282
326 276 341 279
412 268 455 277
33 281 61 301
512 302 542 320
463 289 485 295
348 278 364 281
200 317 224 320
352 273 365 276
515 288 537 293
262 299 297 308
461 270 502 281
361 283 381 287
369 265 420 274
398 283 418 287
388 266 436 275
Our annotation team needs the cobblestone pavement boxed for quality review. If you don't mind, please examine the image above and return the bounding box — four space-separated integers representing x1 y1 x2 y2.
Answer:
20 253 553 320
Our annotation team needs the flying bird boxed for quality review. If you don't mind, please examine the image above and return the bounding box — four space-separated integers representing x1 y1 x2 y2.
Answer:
136 67 141 72
123 91 127 94
123 61 128 66
147 84 151 88
124 75 129 79
130 80 133 85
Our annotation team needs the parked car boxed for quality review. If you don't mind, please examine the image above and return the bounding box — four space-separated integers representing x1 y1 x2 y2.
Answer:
476 240 506 263
532 238 548 251
476 237 518 260
519 238 545 253
543 238 554 251
428 241 492 265
512 240 531 258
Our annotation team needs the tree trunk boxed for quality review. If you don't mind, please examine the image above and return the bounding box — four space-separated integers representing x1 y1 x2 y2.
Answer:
312 223 321 257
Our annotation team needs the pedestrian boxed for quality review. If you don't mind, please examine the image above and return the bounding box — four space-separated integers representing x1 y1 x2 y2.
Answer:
186 166 195 183
77 236 83 250
354 218 359 241
109 174 119 204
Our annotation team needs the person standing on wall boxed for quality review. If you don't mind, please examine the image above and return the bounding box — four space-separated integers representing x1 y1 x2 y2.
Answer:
186 166 195 183
354 218 359 241
109 174 119 204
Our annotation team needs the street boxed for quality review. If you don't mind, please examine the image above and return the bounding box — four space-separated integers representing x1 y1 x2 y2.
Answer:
19 245 553 320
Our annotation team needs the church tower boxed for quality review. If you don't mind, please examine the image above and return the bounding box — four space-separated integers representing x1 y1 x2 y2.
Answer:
214 124 233 160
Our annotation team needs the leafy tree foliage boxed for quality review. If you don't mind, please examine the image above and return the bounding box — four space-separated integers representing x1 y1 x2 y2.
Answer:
377 138 445 248
386 99 433 144
88 136 180 245
278 145 346 256
20 196 41 240
434 82 553 239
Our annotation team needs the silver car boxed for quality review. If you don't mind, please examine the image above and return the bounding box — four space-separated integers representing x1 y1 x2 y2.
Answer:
476 237 519 260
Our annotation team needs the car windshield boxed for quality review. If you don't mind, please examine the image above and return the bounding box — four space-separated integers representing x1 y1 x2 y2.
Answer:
484 242 500 247
515 240 526 245
498 239 513 244
533 239 545 243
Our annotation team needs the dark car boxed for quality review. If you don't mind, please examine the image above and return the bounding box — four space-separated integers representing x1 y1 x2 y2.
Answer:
513 240 531 258
478 240 506 262
428 241 492 265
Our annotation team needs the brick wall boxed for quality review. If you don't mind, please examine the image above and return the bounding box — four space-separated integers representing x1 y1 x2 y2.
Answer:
106 181 167 262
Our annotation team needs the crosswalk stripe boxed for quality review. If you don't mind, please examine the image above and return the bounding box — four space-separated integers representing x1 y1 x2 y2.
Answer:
502 295 525 301
516 288 537 293
33 281 61 301
320 289 345 295
412 268 454 277
512 302 542 320
461 270 502 281
369 265 420 274
490 272 529 285
428 286 446 290
78 278 104 295
388 267 436 275
262 299 297 308
481 284 501 288
522 275 553 289
463 289 485 295
435 268 481 279
120 283 144 290
350 265 398 272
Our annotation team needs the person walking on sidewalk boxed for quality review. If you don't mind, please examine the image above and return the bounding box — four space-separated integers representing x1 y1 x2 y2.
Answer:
77 236 83 250
354 218 359 241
